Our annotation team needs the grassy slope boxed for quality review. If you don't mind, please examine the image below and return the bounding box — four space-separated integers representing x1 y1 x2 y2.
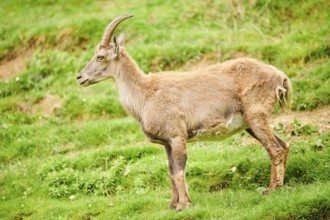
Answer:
0 0 329 219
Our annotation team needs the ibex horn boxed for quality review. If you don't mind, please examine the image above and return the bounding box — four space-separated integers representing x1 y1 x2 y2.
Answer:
101 14 134 45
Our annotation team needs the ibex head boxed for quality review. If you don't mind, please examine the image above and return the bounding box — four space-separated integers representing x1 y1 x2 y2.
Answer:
77 15 133 86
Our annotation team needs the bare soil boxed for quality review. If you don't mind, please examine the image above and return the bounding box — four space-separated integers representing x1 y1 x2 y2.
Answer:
271 106 330 133
181 54 218 71
0 49 34 80
181 51 252 71
32 95 63 115
242 107 329 146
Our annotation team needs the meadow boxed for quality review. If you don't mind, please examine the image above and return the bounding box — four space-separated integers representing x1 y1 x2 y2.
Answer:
0 0 329 219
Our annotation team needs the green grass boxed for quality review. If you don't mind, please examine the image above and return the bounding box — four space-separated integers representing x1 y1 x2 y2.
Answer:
1 0 330 219
1 129 329 219
1 183 329 219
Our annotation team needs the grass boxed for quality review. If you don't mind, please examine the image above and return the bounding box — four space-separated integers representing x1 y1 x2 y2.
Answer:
2 183 329 219
0 0 330 219
1 118 329 219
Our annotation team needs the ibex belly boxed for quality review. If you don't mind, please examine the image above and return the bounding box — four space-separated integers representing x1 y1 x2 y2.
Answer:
188 113 246 142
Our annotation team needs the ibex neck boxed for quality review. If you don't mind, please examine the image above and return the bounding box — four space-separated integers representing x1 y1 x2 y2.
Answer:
114 50 147 121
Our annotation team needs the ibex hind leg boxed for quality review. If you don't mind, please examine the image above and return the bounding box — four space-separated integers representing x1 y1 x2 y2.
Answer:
273 132 290 170
244 112 287 194
246 129 290 170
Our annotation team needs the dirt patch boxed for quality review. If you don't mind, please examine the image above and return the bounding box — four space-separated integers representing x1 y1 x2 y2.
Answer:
180 51 250 71
32 95 63 115
271 106 330 133
242 107 330 146
229 51 249 59
0 49 34 80
181 54 219 71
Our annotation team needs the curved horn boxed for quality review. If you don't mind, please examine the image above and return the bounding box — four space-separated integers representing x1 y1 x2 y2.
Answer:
101 14 133 45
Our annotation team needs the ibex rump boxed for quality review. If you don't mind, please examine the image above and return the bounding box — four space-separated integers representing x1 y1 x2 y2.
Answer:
77 15 291 212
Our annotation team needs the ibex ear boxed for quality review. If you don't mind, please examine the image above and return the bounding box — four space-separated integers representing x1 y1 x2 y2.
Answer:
112 36 119 59
118 32 125 46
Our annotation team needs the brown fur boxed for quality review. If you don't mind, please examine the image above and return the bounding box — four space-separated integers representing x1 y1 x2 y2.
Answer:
77 16 291 212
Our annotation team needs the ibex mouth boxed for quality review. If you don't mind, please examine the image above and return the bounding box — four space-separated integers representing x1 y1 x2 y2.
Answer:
79 78 89 85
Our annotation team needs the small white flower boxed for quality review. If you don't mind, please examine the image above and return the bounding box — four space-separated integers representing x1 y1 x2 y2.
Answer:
69 195 75 200
82 98 86 102
15 77 20 81
88 204 92 207
231 166 237 173
21 204 24 207
124 166 130 176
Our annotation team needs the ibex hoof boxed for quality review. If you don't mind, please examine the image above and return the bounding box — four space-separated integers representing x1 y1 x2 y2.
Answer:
262 188 274 196
175 203 190 212
168 202 177 209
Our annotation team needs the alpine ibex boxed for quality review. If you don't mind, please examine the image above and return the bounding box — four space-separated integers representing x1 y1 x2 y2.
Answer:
77 15 291 212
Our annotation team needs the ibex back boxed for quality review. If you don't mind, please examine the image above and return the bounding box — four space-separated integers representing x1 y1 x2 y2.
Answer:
77 15 291 212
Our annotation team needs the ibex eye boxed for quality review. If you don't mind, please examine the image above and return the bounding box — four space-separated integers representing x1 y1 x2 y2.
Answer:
97 55 105 61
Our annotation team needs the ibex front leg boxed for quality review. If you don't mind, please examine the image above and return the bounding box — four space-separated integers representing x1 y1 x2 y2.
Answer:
165 144 179 209
167 136 190 212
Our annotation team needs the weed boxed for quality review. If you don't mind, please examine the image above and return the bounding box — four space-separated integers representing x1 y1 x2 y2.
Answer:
292 118 318 136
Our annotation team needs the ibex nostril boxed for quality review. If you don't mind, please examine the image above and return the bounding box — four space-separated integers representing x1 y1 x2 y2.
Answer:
77 76 82 80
